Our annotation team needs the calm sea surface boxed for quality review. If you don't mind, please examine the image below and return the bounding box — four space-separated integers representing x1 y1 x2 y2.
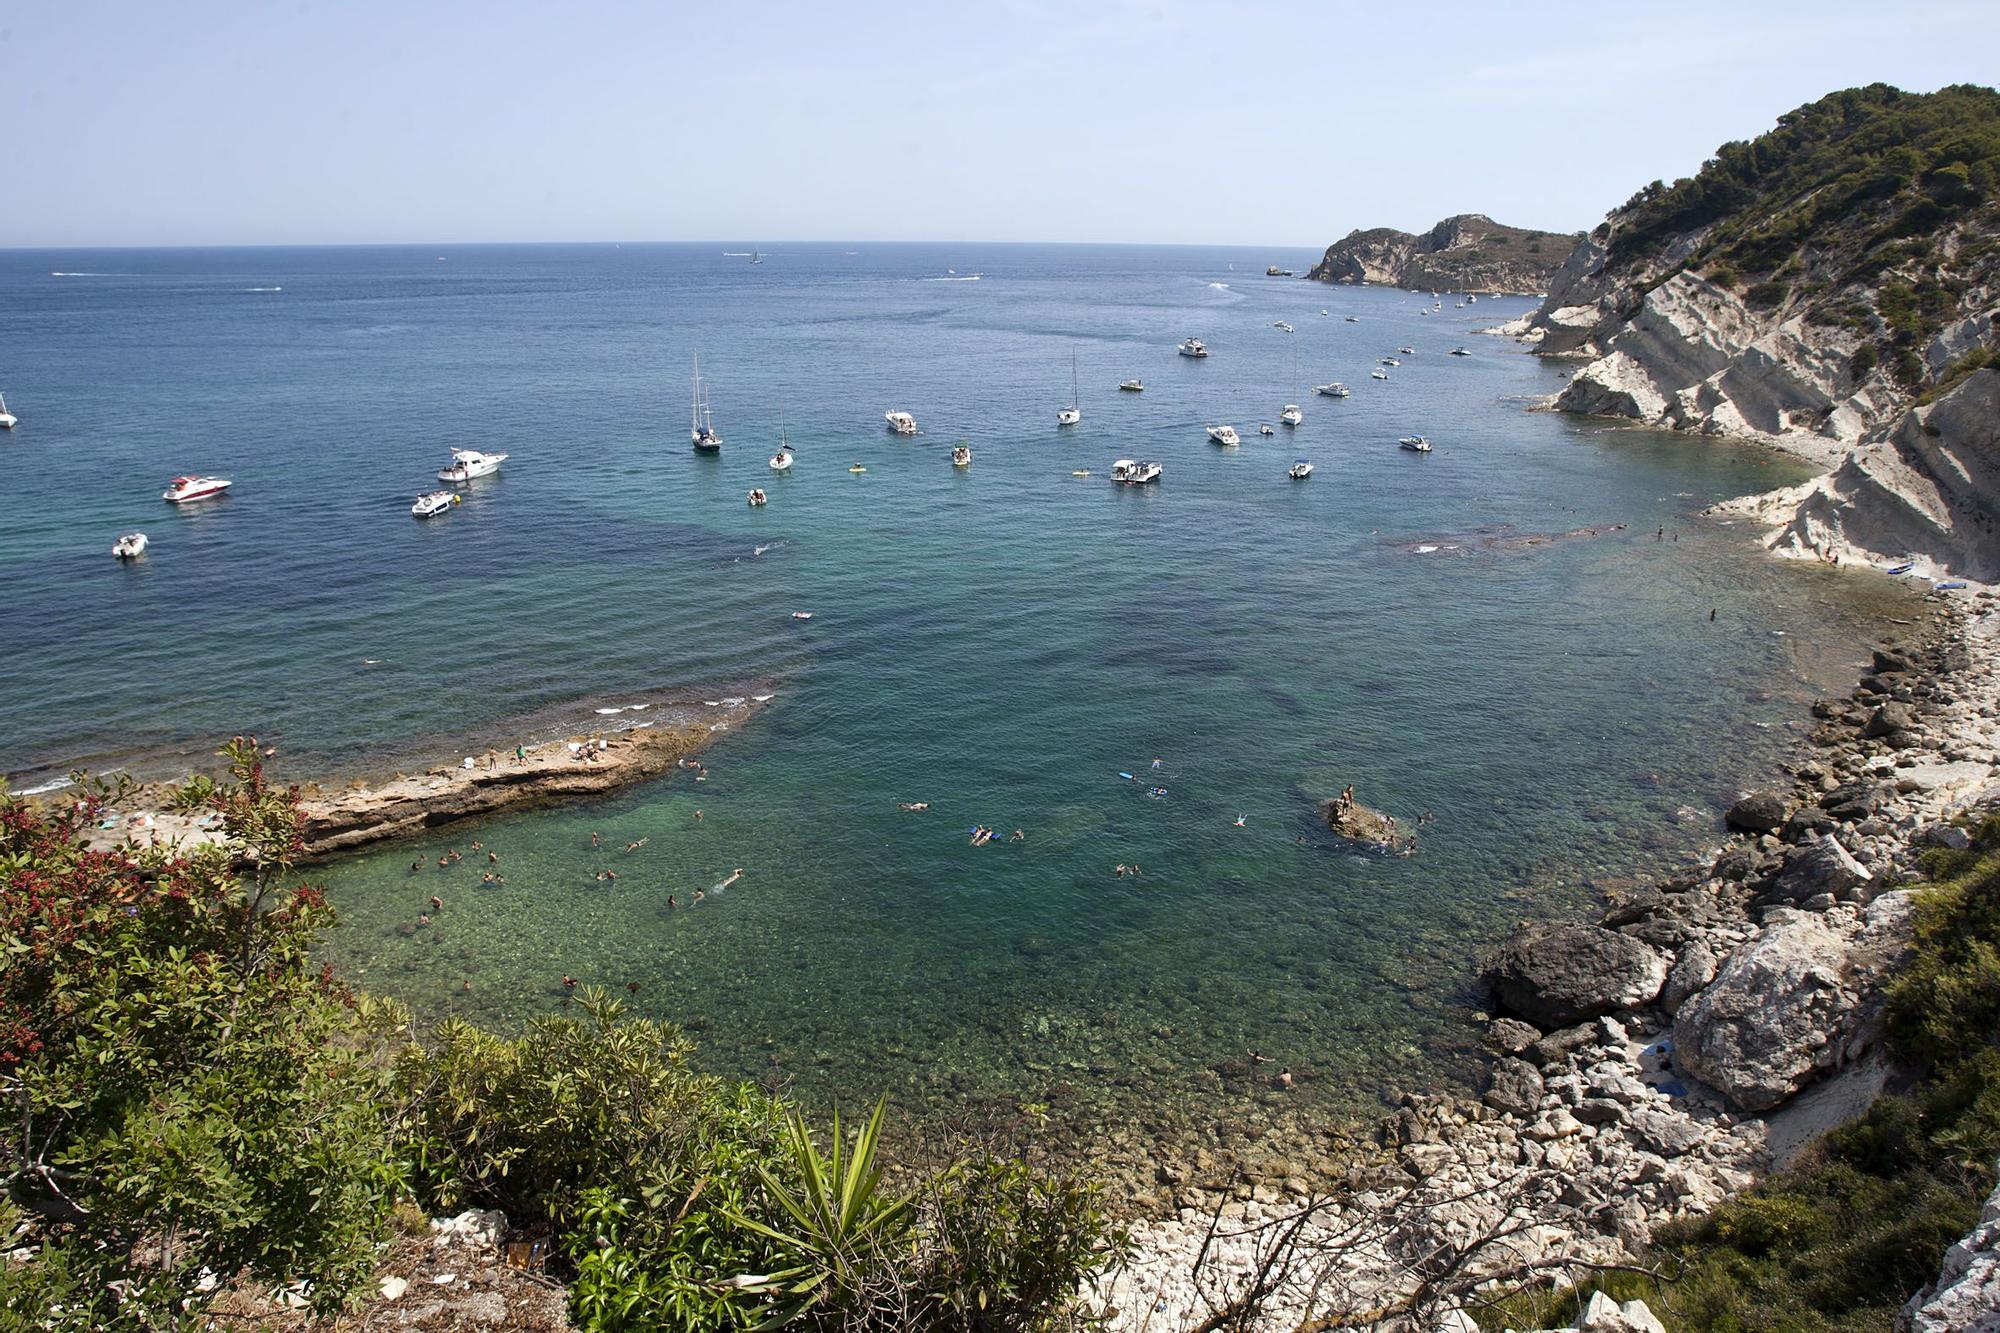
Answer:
0 243 1914 1168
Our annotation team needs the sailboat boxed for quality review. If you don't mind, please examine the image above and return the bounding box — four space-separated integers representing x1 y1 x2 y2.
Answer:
1057 351 1081 426
690 353 721 453
0 391 15 430
1279 342 1302 427
770 415 793 471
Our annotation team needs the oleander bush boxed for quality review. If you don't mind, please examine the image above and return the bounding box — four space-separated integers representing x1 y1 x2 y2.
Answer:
1 751 1123 1330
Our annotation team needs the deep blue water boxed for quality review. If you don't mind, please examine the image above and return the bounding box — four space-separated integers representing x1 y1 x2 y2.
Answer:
0 243 1910 1162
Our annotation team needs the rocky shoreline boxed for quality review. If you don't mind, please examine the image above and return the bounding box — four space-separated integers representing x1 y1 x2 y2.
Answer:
1095 591 1999 1329
74 692 771 862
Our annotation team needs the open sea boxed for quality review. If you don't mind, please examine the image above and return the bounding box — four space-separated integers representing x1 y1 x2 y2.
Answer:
0 242 1917 1175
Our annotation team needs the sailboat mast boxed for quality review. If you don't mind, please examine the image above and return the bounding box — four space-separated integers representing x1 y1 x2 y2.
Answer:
1071 350 1079 409
691 353 701 436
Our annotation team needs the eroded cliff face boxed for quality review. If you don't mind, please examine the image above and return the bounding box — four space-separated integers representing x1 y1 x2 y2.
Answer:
1306 213 1574 295
1722 370 2000 581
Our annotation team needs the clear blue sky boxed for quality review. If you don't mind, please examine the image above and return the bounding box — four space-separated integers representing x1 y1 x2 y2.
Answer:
5 0 1996 249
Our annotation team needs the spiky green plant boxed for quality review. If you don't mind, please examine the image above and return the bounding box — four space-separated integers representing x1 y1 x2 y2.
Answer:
725 1098 916 1323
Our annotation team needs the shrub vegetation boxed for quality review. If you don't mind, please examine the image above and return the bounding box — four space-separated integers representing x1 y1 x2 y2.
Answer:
0 746 1123 1329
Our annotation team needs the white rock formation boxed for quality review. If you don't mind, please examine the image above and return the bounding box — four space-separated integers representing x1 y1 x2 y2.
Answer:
1900 1163 2000 1332
1725 369 2000 580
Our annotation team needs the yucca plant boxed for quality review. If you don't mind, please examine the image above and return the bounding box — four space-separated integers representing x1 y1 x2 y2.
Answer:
724 1098 917 1324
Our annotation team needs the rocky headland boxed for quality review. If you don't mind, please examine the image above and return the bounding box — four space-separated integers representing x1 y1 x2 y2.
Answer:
1097 593 2000 1330
1502 84 2000 581
1306 213 1577 295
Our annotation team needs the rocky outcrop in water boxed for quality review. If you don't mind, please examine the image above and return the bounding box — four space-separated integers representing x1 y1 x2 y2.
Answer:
1306 214 1575 295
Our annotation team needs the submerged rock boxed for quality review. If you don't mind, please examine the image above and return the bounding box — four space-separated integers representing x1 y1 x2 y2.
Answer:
1483 923 1669 1030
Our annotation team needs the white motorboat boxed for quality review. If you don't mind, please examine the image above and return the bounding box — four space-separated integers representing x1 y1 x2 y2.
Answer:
438 448 507 482
1258 424 1275 436
1467 293 1478 303
770 448 793 472
162 475 232 503
951 442 972 467
1315 382 1351 398
1379 357 1401 366
1207 425 1241 446
1057 350 1081 425
690 352 722 452
412 490 460 517
747 488 767 507
1119 379 1144 392
1344 315 1360 323
1450 347 1472 357
884 410 919 435
1320 309 1329 316
1399 436 1433 453
1288 459 1313 479
1399 346 1417 355
1273 321 1294 333
112 532 148 559
1177 337 1209 358
1111 459 1162 484
0 391 16 429
1370 369 1390 380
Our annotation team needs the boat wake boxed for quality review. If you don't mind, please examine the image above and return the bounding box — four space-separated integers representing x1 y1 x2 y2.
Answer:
51 271 115 277
926 274 982 281
752 541 784 556
1207 282 1230 290
244 286 283 293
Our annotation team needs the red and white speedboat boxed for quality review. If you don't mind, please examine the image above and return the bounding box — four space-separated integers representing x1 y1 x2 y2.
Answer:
162 475 233 503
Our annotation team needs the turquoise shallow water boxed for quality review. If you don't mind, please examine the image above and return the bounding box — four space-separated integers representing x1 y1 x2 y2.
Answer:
0 243 1911 1162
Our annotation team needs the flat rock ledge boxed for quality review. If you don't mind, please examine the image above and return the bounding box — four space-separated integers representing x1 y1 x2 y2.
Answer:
298 698 765 857
1097 597 2000 1330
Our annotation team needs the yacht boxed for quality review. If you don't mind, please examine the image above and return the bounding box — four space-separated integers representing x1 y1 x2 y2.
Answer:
438 448 507 482
1450 347 1472 357
884 410 919 436
162 475 232 504
1111 459 1162 484
112 532 148 559
1379 357 1401 367
1288 459 1314 480
1207 425 1241 446
1119 379 1144 392
0 391 15 429
690 353 722 452
1399 346 1417 355
1370 369 1390 381
1315 382 1351 398
1273 321 1294 333
1344 315 1360 323
951 442 972 467
1177 337 1209 358
1058 351 1081 426
411 490 460 517
1399 436 1433 453
747 488 767 506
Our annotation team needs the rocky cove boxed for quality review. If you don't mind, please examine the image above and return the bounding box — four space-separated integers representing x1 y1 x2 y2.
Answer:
1093 594 2000 1330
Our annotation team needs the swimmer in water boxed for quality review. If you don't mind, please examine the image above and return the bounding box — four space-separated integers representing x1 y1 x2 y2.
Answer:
1151 758 1162 769
1233 814 1246 827
694 889 706 905
1011 829 1025 842
666 894 677 909
591 831 600 847
720 868 744 889
429 895 443 912
562 974 576 990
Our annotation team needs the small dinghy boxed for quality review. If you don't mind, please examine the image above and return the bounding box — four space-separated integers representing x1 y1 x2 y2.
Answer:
848 464 867 473
1289 459 1313 479
747 488 767 506
112 532 149 559
411 490 461 517
790 611 814 620
951 443 972 467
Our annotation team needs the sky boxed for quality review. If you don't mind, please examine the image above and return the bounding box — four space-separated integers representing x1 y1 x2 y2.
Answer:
5 0 1997 249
